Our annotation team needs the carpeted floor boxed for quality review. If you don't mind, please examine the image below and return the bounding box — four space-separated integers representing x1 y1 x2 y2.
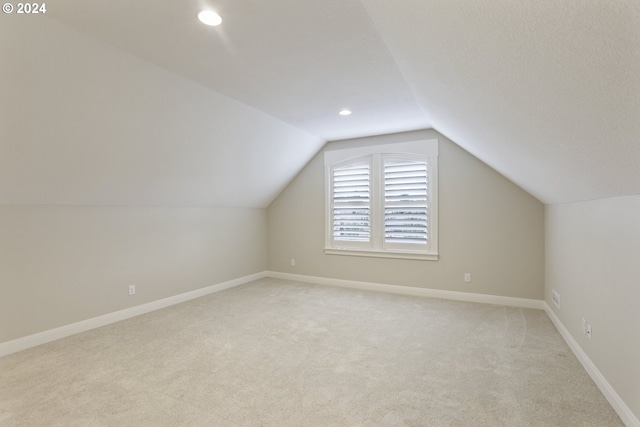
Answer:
0 278 622 426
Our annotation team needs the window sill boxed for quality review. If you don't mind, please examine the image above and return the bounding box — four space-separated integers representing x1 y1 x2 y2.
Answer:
324 248 439 261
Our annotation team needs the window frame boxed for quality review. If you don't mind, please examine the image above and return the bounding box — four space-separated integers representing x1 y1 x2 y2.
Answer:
324 140 439 261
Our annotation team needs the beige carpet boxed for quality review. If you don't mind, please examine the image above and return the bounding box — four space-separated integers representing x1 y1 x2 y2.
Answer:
0 278 622 426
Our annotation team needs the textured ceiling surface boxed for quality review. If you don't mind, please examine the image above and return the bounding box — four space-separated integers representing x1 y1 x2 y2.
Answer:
0 13 324 207
46 0 429 141
3 0 639 205
362 0 640 204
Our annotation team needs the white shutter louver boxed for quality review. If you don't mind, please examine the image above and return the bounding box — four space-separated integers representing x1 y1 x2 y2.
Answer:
332 161 370 242
384 159 428 245
325 140 438 259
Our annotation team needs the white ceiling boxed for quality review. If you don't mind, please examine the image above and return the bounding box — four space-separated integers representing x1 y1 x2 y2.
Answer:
2 0 639 206
46 0 430 141
362 0 640 204
1 13 324 207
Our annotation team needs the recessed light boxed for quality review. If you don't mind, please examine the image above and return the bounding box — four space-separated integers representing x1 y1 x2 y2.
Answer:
198 10 222 26
339 109 352 116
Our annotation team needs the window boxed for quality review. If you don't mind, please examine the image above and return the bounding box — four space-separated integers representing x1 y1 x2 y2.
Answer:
325 140 438 260
332 159 371 245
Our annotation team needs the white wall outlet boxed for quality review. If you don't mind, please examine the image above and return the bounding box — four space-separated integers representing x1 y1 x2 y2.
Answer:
129 285 136 295
581 318 586 336
290 258 296 266
464 273 471 283
552 290 560 308
586 324 592 340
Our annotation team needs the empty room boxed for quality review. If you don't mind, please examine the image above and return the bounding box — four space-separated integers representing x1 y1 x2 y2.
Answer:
1 1 639 426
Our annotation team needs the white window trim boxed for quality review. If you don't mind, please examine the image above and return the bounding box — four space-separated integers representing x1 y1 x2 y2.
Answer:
324 140 439 261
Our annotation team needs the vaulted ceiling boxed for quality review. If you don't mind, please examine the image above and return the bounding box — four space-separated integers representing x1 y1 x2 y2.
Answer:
2 0 638 206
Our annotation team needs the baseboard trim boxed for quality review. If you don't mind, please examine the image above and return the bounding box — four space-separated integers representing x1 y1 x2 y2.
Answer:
0 272 266 358
266 271 544 309
544 303 639 427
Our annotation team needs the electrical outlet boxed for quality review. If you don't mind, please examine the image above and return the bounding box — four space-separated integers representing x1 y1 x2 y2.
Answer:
129 285 136 295
586 324 592 340
290 258 296 266
552 290 560 308
464 273 471 283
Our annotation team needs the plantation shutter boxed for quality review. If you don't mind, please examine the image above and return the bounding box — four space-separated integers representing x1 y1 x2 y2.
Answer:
332 160 370 242
384 158 428 245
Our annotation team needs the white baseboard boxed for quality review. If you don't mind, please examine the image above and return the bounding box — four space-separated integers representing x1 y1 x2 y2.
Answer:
266 271 544 310
544 303 639 427
0 272 266 358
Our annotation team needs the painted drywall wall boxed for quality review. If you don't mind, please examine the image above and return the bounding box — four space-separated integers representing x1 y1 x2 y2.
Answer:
0 206 266 343
546 196 640 421
268 129 544 299
0 14 303 345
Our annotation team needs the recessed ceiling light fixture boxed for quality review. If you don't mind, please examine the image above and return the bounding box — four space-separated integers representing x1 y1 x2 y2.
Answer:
198 10 222 26
339 109 352 116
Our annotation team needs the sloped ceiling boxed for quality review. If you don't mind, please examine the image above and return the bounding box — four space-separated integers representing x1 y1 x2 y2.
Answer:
362 0 640 204
2 0 639 206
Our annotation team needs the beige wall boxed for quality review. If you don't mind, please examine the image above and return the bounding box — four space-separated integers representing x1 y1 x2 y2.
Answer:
546 196 640 420
0 206 266 343
268 129 544 299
